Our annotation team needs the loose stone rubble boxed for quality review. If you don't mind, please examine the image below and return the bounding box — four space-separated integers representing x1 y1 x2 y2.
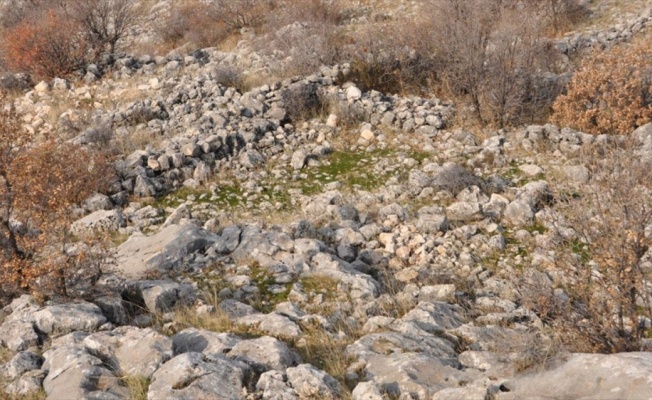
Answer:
2 1 652 399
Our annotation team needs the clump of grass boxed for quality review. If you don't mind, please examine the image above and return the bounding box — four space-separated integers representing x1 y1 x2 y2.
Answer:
248 265 292 313
300 149 394 194
293 318 362 398
299 276 340 301
121 375 150 400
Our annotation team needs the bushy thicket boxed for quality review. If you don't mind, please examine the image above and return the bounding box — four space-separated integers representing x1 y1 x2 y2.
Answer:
0 0 140 80
0 102 114 296
552 41 652 135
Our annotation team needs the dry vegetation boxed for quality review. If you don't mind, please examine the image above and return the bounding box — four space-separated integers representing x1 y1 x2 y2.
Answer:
522 142 652 353
552 40 652 135
0 102 115 297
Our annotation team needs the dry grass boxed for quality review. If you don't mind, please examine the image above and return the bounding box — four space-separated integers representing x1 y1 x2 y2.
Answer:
120 375 150 400
0 346 46 400
292 318 363 399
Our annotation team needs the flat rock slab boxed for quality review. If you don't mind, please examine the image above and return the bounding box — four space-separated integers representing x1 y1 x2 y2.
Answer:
148 352 246 400
496 352 652 400
32 302 107 335
82 326 173 378
113 223 217 278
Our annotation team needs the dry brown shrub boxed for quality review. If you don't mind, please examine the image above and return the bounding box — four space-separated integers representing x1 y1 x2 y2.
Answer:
0 104 114 295
552 42 652 135
2 10 91 80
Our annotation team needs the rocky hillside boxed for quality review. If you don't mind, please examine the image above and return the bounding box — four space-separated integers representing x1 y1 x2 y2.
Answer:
1 1 652 399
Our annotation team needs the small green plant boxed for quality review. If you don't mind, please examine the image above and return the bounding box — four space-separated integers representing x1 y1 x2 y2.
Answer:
248 264 292 313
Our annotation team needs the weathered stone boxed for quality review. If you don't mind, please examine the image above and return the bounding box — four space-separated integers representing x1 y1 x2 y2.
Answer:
114 223 217 278
70 209 126 237
2 351 42 380
496 353 652 400
172 328 241 357
0 320 39 352
285 364 344 399
33 302 107 335
148 352 246 400
123 280 197 314
228 336 300 373
82 326 173 378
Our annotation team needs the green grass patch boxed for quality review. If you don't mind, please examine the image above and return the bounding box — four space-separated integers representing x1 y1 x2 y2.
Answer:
299 275 340 301
248 265 292 313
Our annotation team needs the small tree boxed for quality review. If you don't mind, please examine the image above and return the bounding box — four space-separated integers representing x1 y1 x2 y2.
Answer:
64 0 140 56
0 103 113 294
3 10 91 79
552 41 652 135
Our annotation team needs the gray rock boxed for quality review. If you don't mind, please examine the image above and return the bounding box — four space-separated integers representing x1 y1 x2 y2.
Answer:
285 364 343 399
83 193 113 212
256 370 299 400
0 320 39 352
218 299 258 319
147 352 246 400
447 201 482 222
228 336 300 373
361 353 475 399
400 302 464 333
114 223 217 278
172 328 241 357
162 204 192 228
633 122 652 144
123 280 197 314
94 296 127 325
416 214 449 233
378 203 408 222
291 150 308 170
351 381 384 400
236 313 302 339
33 302 107 335
2 351 42 380
496 352 652 400
240 149 265 168
82 326 173 378
503 181 551 227
70 209 126 237
133 175 159 197
346 86 362 101
4 370 46 396
559 165 590 185
42 339 128 400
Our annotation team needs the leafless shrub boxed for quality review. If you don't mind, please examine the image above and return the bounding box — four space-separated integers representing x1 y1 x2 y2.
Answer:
424 0 560 126
83 123 114 146
154 0 233 50
432 165 484 196
212 64 247 92
523 142 652 352
209 0 274 30
63 0 141 56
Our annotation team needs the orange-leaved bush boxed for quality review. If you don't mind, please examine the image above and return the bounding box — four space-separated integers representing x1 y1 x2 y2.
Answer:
0 102 113 295
552 41 652 135
3 10 91 80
